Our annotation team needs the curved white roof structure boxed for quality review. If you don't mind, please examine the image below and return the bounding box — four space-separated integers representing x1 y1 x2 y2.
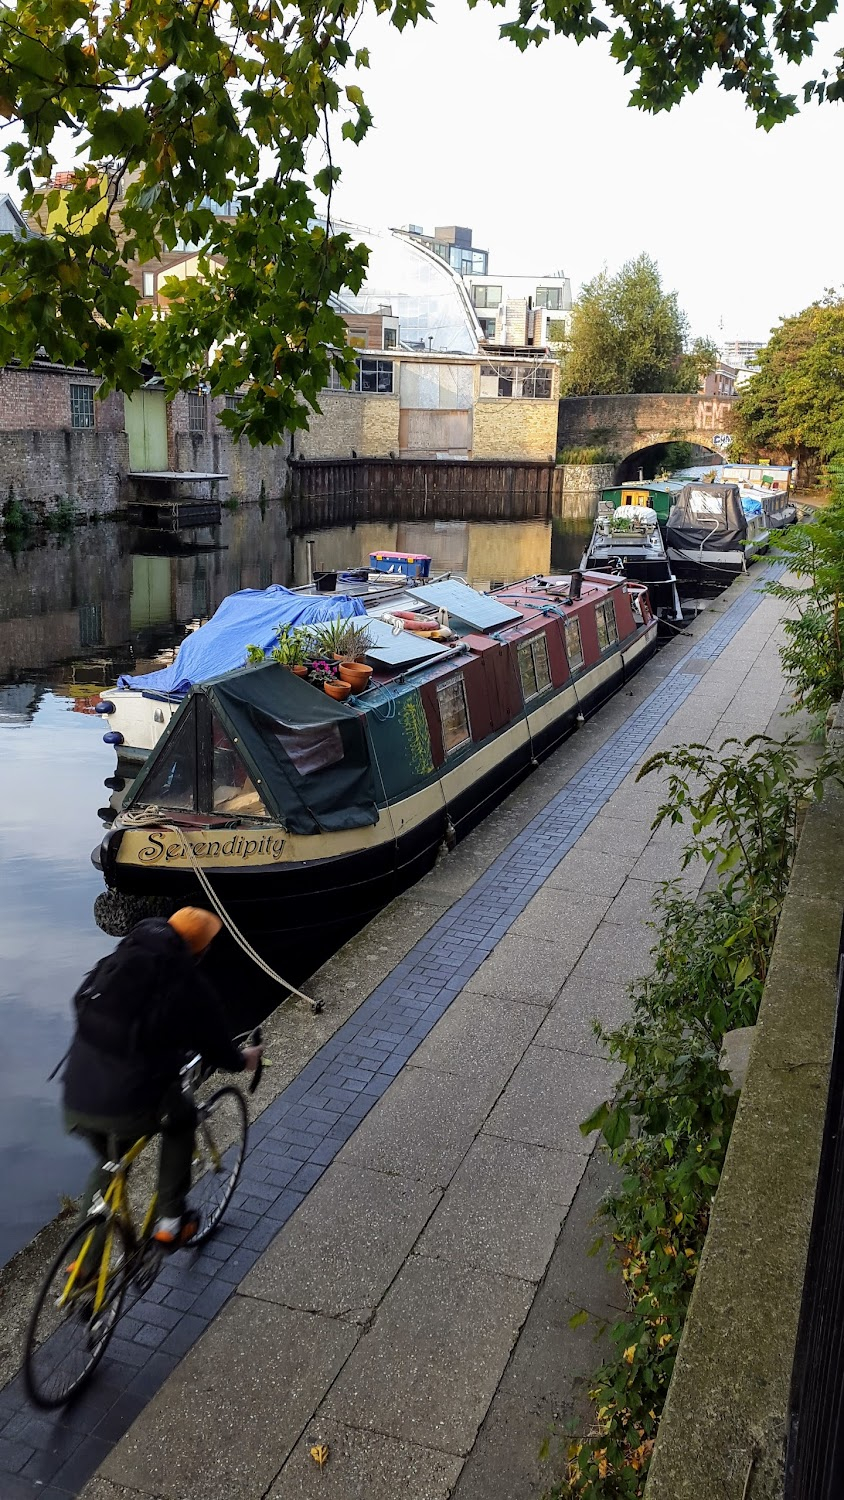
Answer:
333 220 483 354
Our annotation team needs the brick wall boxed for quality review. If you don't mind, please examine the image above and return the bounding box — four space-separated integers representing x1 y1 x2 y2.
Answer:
295 394 401 460
161 391 290 502
0 429 128 515
557 392 737 454
472 399 559 462
0 365 101 430
552 462 616 520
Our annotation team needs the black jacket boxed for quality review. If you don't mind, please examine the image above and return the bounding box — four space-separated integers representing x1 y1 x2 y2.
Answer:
63 918 245 1118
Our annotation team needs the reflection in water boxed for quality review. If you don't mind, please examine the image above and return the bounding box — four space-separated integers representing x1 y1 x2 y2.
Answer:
0 505 589 1265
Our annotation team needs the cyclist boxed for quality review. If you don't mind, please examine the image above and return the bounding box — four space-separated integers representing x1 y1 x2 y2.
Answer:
63 907 261 1248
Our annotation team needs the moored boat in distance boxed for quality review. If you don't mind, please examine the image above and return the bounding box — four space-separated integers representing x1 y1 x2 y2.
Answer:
581 503 683 622
665 482 769 579
95 572 658 954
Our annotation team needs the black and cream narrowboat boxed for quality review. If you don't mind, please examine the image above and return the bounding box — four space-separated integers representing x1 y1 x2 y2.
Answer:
95 575 657 950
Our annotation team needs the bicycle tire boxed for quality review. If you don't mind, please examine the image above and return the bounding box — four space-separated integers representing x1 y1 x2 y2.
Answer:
190 1084 248 1246
23 1213 130 1408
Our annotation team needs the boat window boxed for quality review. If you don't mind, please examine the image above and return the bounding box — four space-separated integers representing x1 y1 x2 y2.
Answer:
136 707 197 811
518 634 552 701
212 721 269 819
564 617 584 671
596 600 619 651
437 676 471 755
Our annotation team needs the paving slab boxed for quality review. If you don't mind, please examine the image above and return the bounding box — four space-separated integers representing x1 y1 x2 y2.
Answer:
99 1296 357 1500
451 1151 624 1500
323 1255 533 1456
535 978 632 1058
409 990 544 1082
267 1417 464 1500
484 1048 618 1153
570 918 658 983
542 846 639 897
336 1066 500 1186
417 1134 585 1280
463 935 569 1008
602 875 662 927
239 1162 440 1323
508 887 613 945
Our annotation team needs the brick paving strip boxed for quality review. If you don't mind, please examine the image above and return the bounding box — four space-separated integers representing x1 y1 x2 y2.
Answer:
0 567 789 1499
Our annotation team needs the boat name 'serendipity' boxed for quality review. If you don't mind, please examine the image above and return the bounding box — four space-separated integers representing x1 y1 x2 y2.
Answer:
137 832 286 864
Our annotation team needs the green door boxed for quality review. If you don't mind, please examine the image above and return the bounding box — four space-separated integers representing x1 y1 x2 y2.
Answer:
125 390 168 471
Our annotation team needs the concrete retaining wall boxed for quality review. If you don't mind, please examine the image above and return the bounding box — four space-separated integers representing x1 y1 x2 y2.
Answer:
645 710 844 1500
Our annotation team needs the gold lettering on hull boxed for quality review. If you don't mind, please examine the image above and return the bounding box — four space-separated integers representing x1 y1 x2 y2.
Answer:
135 831 286 865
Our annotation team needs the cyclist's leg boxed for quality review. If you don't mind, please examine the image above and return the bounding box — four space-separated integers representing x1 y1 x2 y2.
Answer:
63 1113 143 1269
155 1083 198 1222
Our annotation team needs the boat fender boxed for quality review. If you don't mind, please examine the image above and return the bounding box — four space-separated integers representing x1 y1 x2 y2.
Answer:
445 816 457 851
95 701 116 715
103 730 124 746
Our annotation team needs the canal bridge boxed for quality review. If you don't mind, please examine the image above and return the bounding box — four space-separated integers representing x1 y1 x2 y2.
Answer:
557 392 737 479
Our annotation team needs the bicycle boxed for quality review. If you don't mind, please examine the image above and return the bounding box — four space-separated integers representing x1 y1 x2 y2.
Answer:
22 1028 264 1409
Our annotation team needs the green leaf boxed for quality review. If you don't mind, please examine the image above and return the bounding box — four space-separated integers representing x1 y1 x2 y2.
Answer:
569 1308 590 1329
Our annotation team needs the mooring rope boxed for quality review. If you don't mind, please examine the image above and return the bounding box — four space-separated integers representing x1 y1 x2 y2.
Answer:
120 809 317 1010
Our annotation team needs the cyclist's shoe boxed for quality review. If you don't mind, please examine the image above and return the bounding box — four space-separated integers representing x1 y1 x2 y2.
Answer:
64 1260 100 1296
153 1209 200 1249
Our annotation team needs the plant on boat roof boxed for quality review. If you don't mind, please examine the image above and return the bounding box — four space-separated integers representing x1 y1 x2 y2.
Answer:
306 659 339 686
310 616 373 661
245 625 310 668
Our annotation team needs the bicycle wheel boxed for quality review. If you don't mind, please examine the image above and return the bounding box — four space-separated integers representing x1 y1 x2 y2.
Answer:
190 1085 248 1245
23 1213 130 1408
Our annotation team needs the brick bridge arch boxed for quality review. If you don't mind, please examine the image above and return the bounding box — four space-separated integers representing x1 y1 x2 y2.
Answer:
557 393 737 469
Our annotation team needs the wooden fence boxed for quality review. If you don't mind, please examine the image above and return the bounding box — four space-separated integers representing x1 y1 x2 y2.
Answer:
288 457 554 531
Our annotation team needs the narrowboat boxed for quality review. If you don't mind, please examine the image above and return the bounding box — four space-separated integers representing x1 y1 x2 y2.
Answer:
581 504 682 621
665 483 769 579
95 574 658 950
601 480 686 527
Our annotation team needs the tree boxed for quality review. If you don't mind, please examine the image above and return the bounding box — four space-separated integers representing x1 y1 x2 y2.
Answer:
732 294 844 481
676 336 719 393
560 254 711 397
0 0 840 444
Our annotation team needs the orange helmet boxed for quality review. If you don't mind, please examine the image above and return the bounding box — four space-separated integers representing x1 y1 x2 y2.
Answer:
168 907 222 955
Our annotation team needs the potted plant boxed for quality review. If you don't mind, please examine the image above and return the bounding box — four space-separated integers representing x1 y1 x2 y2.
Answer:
271 624 310 675
245 625 310 674
311 618 375 691
307 659 350 700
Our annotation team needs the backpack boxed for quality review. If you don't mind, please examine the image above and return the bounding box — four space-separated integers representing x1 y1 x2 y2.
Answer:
73 928 174 1061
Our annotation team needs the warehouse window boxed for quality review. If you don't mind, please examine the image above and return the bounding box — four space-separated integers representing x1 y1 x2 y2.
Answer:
188 393 207 432
69 384 95 429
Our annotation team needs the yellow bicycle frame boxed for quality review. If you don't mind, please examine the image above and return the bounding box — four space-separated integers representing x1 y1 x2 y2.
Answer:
59 1134 159 1315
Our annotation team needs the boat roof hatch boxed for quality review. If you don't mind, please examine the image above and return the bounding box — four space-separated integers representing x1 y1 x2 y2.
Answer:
411 580 524 630
364 617 450 669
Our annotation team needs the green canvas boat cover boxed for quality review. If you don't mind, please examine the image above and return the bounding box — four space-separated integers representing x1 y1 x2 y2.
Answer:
130 661 379 836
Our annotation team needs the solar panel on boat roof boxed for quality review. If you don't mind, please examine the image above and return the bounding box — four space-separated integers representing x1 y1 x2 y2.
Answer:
364 616 450 669
411 580 523 629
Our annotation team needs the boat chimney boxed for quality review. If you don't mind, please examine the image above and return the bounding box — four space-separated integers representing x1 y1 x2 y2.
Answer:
569 569 583 600
305 537 316 585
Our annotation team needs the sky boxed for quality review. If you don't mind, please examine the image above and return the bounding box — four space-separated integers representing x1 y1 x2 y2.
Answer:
323 1 844 345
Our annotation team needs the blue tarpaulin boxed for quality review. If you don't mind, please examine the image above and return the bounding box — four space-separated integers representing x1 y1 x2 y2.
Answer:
118 586 367 695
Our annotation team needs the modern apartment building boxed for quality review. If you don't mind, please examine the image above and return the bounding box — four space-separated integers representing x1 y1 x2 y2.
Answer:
465 272 572 349
399 223 489 277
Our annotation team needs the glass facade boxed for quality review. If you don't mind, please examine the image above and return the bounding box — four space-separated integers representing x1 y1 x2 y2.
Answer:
335 225 481 353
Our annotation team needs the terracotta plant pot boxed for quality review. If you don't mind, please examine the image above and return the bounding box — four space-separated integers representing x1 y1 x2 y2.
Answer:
291 665 309 677
324 680 351 701
338 662 373 692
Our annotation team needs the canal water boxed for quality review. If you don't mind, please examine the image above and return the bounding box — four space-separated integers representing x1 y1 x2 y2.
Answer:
0 507 589 1266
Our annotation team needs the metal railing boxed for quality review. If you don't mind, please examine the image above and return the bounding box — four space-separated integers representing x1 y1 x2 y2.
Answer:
784 918 844 1499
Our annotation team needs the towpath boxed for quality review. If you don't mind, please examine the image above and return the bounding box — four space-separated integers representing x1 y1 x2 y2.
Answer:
0 565 795 1500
